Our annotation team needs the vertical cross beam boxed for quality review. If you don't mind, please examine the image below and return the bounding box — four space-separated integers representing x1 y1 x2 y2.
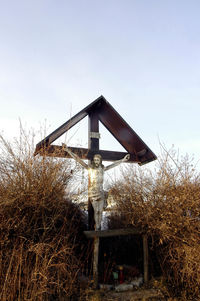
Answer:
88 111 100 289
88 111 99 151
88 111 100 230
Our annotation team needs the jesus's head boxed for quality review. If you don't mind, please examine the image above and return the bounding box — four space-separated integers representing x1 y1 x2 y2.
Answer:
92 154 102 168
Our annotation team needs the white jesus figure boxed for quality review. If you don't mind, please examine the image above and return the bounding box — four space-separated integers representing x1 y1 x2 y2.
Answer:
63 145 130 230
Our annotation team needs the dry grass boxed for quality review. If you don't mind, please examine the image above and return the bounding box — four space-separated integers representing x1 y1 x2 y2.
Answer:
1 130 200 300
0 132 88 301
108 147 200 300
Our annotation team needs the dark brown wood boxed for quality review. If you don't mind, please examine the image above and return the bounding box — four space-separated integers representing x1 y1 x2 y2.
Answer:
88 111 100 230
34 95 157 165
97 101 157 164
35 96 103 154
37 145 89 158
143 234 149 283
84 228 143 238
88 111 99 151
39 145 139 162
93 237 99 288
88 200 95 231
35 112 87 154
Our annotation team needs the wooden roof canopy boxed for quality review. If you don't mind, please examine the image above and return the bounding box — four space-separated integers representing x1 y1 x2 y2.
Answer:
34 95 157 165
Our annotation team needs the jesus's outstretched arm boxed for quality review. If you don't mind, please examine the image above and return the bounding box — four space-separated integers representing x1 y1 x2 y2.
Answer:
104 154 130 171
62 143 88 169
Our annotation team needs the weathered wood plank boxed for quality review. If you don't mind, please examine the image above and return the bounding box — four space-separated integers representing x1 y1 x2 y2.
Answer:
84 228 143 238
36 145 139 162
88 111 99 151
143 234 149 283
35 112 87 154
93 237 99 289
97 101 157 164
34 96 104 154
34 95 157 164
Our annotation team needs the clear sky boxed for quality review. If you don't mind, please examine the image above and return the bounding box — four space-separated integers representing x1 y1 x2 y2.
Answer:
0 0 200 168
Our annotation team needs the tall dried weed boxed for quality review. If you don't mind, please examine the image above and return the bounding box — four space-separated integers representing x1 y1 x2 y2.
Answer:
108 147 200 300
0 132 88 301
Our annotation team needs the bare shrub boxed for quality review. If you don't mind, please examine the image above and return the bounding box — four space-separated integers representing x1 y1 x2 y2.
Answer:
0 132 88 301
108 147 200 300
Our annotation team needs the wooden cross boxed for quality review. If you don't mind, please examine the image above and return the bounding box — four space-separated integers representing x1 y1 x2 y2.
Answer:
34 95 156 288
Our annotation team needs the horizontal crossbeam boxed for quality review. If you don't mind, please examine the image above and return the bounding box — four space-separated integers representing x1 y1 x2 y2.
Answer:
84 228 143 238
35 145 140 162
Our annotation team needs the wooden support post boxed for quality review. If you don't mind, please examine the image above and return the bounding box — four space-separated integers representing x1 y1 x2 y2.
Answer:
93 236 100 289
143 234 148 283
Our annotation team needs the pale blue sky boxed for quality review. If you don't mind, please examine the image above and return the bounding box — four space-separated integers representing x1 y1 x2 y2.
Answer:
0 0 200 167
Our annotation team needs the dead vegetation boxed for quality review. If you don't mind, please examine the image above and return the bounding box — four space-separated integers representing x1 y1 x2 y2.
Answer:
108 147 200 300
0 132 89 301
1 129 200 300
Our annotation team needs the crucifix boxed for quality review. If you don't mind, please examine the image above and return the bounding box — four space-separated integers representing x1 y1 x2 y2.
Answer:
63 145 130 230
34 95 157 288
